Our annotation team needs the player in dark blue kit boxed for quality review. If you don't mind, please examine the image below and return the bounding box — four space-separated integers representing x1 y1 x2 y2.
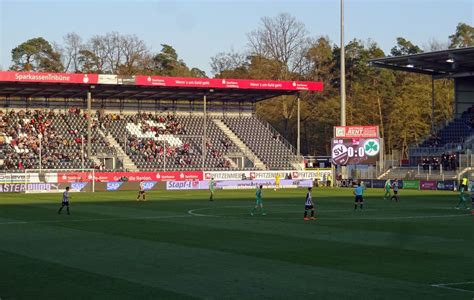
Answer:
58 186 70 215
303 187 316 221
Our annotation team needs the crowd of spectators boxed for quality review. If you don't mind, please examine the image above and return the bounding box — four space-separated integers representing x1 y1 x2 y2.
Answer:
0 109 117 171
0 109 83 170
421 153 457 171
1 108 236 171
120 113 233 169
127 135 194 167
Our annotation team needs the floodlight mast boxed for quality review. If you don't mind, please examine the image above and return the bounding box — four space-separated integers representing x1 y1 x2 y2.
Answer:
340 0 346 126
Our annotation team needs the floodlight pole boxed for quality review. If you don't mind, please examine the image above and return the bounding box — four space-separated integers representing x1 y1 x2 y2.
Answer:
39 134 42 171
339 0 347 181
297 93 301 155
163 140 167 171
431 76 435 133
202 93 207 171
340 0 346 126
87 89 92 157
81 135 84 171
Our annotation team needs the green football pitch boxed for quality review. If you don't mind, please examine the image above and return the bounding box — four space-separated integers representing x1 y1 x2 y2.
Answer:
0 188 473 299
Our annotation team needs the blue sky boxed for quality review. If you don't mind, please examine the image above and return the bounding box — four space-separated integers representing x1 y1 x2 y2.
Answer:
0 0 472 75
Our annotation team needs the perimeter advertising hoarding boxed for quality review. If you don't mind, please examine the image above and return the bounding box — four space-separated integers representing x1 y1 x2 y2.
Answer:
331 138 380 165
167 181 209 190
165 180 313 190
107 181 157 191
0 183 60 193
437 180 457 191
361 180 386 188
402 180 420 190
203 170 331 181
420 181 437 190
0 173 42 184
57 171 203 183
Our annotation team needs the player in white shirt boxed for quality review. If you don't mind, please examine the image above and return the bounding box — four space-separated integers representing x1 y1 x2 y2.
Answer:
136 181 146 201
58 186 71 215
303 187 316 221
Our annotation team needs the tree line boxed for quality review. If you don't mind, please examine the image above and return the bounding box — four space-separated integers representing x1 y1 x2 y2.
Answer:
7 15 474 157
10 32 206 77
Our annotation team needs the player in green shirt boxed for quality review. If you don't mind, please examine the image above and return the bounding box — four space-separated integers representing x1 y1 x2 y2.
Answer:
251 185 266 216
383 179 392 200
209 178 215 201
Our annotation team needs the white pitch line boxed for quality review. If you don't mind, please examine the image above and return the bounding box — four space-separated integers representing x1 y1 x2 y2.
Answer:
0 214 191 226
431 281 474 293
187 207 371 217
187 206 470 220
432 281 474 286
323 214 470 221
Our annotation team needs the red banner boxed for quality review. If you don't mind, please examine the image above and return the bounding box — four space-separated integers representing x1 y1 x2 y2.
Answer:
0 71 98 84
334 126 379 138
57 172 93 183
57 171 203 183
0 71 323 92
135 76 323 91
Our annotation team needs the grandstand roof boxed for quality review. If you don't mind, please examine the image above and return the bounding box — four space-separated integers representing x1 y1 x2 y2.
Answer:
0 71 323 102
369 46 474 77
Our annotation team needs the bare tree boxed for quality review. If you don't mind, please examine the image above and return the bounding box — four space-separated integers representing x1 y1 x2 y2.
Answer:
119 34 149 75
76 35 108 73
78 32 149 74
62 33 83 73
247 13 311 77
423 38 449 52
210 49 248 76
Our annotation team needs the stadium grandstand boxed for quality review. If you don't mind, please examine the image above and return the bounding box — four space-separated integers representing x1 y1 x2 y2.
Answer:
371 46 474 180
0 71 323 172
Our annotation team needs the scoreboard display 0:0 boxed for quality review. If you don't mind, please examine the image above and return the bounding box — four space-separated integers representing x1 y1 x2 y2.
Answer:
347 146 364 157
331 138 380 165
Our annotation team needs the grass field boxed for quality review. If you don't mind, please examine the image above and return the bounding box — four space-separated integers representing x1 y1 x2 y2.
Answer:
0 188 473 299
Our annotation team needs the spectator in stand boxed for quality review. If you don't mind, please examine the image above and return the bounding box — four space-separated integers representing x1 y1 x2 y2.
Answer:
450 153 457 171
422 157 429 170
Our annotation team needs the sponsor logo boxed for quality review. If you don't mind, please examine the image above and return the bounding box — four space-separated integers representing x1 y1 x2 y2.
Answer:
71 182 88 191
106 182 123 191
335 127 345 137
0 183 58 193
166 181 208 190
364 139 380 156
143 182 157 190
332 143 349 165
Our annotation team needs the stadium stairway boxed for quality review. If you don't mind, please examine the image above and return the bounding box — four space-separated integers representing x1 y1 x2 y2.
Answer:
102 131 138 172
212 119 266 170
